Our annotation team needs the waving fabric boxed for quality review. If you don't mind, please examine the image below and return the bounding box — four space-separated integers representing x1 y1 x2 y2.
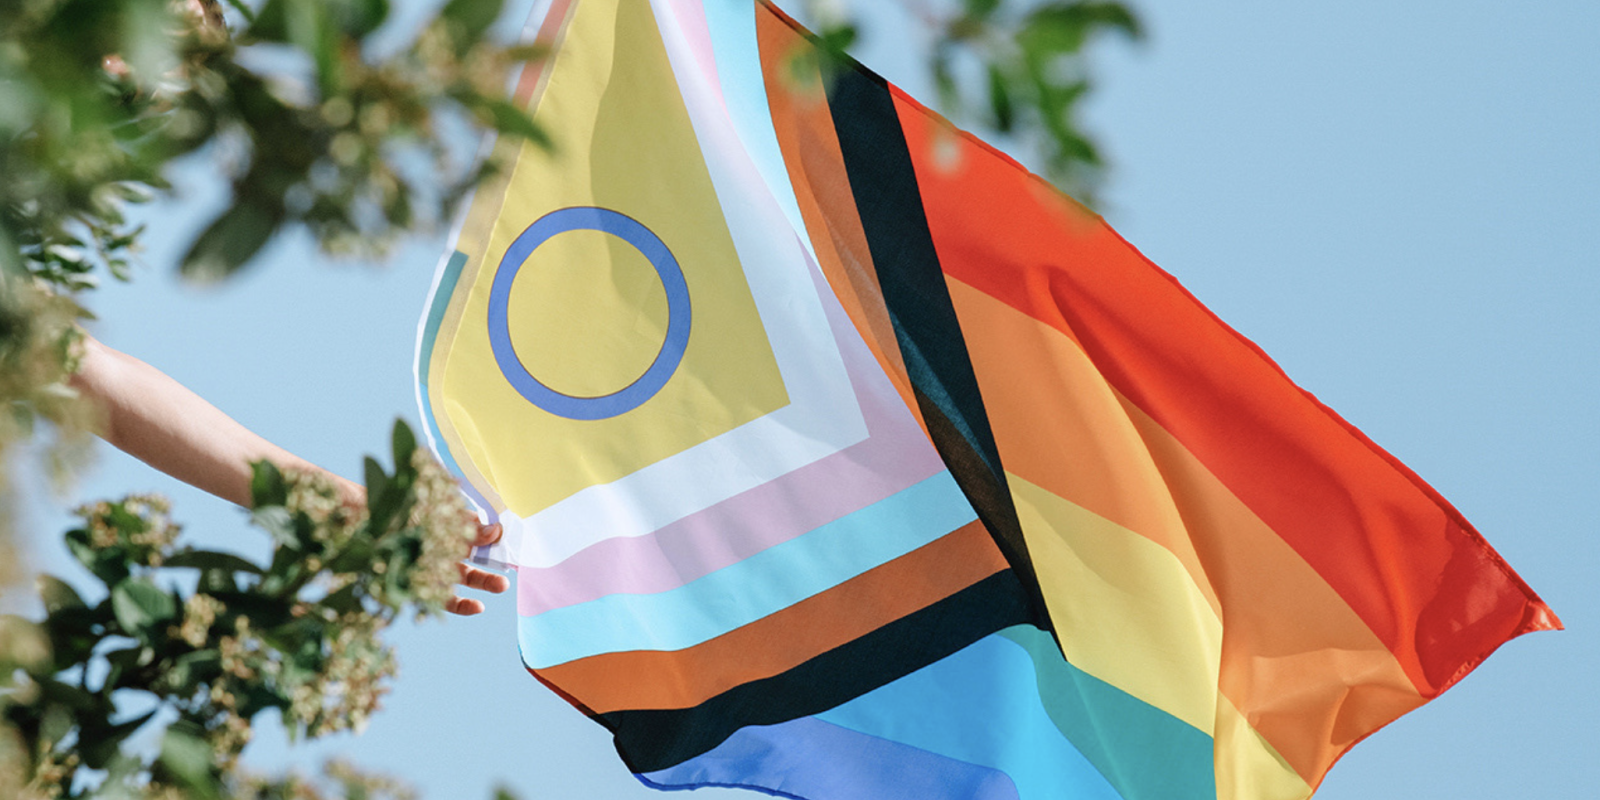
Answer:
415 1 1559 798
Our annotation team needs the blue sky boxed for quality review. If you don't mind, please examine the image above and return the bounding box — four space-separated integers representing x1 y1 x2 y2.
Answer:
14 0 1598 797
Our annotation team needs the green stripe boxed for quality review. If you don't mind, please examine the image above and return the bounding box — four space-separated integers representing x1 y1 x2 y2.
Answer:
999 626 1217 800
417 251 487 510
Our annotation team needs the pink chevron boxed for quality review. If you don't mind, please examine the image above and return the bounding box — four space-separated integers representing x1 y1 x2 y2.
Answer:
517 255 943 617
662 0 723 102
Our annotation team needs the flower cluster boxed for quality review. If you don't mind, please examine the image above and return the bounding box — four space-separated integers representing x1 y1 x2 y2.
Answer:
232 759 419 800
0 616 50 673
2 420 484 798
284 470 367 553
0 724 28 800
75 494 180 567
404 450 479 615
14 751 74 800
0 275 91 563
286 612 397 738
175 593 223 648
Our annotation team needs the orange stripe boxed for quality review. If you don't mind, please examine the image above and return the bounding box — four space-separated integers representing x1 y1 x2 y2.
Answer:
755 10 922 427
891 91 1559 696
535 521 1004 713
946 276 1223 618
1122 390 1427 785
950 276 1426 784
513 0 579 107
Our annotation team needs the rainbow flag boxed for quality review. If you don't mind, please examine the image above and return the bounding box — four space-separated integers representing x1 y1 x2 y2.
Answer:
414 1 1560 797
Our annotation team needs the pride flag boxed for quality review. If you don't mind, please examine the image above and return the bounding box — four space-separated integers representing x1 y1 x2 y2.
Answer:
414 1 1560 797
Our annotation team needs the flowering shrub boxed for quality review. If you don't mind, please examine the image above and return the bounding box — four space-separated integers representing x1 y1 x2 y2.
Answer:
0 0 552 545
0 2 1139 796
0 421 480 799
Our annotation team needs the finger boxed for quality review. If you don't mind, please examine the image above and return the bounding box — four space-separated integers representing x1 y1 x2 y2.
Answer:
472 521 503 548
457 562 511 593
446 596 485 616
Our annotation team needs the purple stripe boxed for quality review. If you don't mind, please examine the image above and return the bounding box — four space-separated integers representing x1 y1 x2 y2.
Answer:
517 261 940 616
636 716 1020 800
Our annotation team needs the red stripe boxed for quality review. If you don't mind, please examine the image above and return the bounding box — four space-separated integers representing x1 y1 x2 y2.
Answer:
889 90 1559 694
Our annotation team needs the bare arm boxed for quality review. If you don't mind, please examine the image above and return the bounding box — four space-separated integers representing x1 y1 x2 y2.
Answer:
70 334 360 507
69 334 508 614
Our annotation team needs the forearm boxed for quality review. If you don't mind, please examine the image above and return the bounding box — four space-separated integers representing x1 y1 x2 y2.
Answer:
71 335 360 507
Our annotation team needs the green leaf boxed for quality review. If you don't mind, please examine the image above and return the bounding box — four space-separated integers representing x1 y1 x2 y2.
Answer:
37 574 86 613
103 643 154 690
164 550 266 575
103 644 155 672
252 506 299 549
41 606 101 671
963 0 1002 19
64 527 131 586
470 95 553 151
63 527 97 567
293 0 345 96
364 455 396 520
159 728 222 800
161 649 222 691
384 547 409 602
249 0 291 41
80 709 157 769
328 0 389 38
1020 12 1087 60
211 591 296 629
440 0 507 42
932 45 959 114
987 63 1015 133
1074 1 1142 39
391 419 417 469
180 200 282 282
250 459 288 508
319 581 363 614
36 676 100 712
236 683 292 717
817 22 858 55
326 537 376 573
1024 2 1142 56
110 578 177 635
198 568 240 594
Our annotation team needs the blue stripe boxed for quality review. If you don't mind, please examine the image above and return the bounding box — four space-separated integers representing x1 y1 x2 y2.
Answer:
816 630 1124 800
639 716 1019 800
517 469 976 668
997 628 1217 800
415 251 493 516
700 0 813 249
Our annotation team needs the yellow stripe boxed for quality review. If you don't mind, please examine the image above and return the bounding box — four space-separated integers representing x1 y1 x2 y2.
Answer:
950 276 1423 784
1117 390 1427 783
422 7 576 516
1215 694 1313 800
1009 473 1221 733
1012 474 1317 800
433 0 787 517
946 277 1223 618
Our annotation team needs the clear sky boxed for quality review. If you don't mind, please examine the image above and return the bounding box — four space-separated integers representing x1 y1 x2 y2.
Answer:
13 0 1598 797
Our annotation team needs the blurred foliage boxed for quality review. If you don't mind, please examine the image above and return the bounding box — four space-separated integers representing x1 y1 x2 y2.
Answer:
0 1 539 795
0 0 1141 796
0 422 478 798
806 0 1142 204
0 0 547 284
0 0 546 554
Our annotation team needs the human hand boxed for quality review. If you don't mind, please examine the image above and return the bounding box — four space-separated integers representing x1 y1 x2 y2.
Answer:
447 521 510 616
